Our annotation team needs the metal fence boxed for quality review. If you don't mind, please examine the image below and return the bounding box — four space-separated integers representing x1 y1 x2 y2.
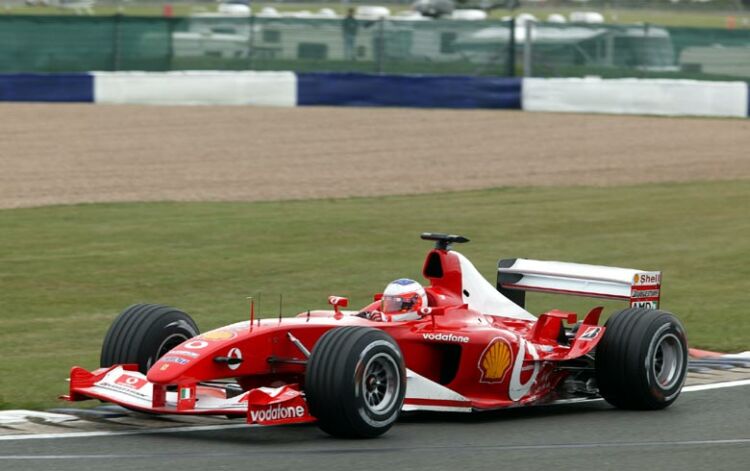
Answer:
521 21 750 81
1 15 749 81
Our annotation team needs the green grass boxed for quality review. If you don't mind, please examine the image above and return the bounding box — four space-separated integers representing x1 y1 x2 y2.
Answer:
2 2 749 28
1 181 749 410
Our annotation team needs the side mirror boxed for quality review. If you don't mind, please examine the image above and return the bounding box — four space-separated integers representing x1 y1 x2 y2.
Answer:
328 296 348 318
373 293 383 301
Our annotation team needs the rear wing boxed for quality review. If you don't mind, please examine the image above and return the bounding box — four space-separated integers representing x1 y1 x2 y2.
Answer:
497 258 661 309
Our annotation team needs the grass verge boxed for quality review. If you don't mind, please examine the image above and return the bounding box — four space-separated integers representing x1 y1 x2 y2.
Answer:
1 181 748 409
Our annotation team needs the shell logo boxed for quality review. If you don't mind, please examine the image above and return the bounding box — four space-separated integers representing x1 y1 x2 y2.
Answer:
200 330 236 341
478 337 513 383
633 274 640 284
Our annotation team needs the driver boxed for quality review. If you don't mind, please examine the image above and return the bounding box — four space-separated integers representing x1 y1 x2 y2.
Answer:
360 278 428 321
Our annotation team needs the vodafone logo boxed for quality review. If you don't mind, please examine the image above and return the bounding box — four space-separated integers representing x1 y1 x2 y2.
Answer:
115 374 147 390
184 340 209 350
250 404 305 422
227 347 242 371
422 332 470 343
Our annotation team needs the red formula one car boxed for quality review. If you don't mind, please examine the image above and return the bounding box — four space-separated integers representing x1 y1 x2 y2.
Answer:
63 233 688 438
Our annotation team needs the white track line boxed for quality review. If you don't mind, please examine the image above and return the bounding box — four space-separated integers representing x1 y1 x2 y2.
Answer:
0 423 250 441
682 378 750 392
1 378 748 442
1 438 750 460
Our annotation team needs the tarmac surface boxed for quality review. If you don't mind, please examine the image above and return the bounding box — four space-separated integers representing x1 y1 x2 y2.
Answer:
1 382 748 471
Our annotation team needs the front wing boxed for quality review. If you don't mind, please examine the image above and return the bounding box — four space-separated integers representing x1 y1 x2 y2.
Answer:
62 365 316 426
63 364 477 424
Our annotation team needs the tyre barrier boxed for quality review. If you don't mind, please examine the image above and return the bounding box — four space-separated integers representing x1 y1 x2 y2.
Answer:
0 72 747 117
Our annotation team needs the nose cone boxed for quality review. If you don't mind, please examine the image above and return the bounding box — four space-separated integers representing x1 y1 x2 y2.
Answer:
146 326 245 383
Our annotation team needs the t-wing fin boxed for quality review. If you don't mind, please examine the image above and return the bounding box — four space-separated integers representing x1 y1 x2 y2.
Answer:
454 252 537 321
422 245 536 321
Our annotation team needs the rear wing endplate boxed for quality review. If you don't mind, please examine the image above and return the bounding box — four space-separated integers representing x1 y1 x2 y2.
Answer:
497 258 661 309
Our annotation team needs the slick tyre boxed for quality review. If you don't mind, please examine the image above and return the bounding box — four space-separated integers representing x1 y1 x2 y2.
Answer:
100 304 200 373
306 327 406 438
595 308 688 410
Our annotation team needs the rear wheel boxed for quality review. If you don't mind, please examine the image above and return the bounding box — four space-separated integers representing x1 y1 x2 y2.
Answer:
100 304 200 373
595 307 687 410
305 327 406 438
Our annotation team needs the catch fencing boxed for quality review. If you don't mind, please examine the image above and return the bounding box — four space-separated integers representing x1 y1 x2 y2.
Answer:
1 15 750 81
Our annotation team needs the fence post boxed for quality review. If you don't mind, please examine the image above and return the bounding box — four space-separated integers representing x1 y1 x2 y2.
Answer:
166 18 175 71
112 13 122 71
507 17 516 77
523 20 533 77
248 14 255 70
376 18 384 74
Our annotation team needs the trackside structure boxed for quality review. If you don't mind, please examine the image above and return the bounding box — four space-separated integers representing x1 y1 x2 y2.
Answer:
0 72 747 118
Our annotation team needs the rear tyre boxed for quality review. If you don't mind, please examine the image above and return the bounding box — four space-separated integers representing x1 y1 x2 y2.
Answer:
305 327 406 438
100 304 200 373
595 307 687 410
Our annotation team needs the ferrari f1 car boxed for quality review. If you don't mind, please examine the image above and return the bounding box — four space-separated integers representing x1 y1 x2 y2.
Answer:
63 233 688 438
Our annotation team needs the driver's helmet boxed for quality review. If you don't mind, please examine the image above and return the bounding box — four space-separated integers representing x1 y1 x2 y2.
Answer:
380 278 427 321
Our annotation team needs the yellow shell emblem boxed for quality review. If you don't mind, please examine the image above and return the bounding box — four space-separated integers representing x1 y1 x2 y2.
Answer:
478 338 512 383
201 330 236 341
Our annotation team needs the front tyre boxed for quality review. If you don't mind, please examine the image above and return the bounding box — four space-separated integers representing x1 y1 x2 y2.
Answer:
595 308 688 410
100 304 200 373
305 327 406 438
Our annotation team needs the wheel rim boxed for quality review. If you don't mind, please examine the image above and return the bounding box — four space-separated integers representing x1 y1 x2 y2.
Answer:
651 333 684 390
147 333 190 369
361 353 400 414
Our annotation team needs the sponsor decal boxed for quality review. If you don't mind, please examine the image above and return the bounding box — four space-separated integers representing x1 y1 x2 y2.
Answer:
422 332 470 343
250 404 306 423
114 374 147 390
227 347 243 371
200 330 237 341
184 340 209 350
160 364 170 371
631 289 660 299
180 387 191 400
98 377 150 399
169 350 200 358
478 337 513 383
579 326 602 341
633 300 658 309
160 356 189 365
633 272 660 286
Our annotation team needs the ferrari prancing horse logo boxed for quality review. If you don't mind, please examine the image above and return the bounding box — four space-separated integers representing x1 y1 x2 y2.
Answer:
478 338 512 383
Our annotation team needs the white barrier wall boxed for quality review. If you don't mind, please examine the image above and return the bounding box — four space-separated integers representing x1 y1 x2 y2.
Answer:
523 78 748 118
93 71 297 107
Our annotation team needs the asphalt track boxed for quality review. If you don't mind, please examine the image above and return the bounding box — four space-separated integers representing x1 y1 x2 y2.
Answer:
1 383 748 471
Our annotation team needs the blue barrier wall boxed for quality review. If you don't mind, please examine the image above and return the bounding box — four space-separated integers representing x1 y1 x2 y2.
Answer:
2 72 747 117
297 73 522 109
0 73 93 102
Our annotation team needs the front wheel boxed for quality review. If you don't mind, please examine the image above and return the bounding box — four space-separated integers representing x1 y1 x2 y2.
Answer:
305 327 406 438
100 303 200 373
595 307 688 410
